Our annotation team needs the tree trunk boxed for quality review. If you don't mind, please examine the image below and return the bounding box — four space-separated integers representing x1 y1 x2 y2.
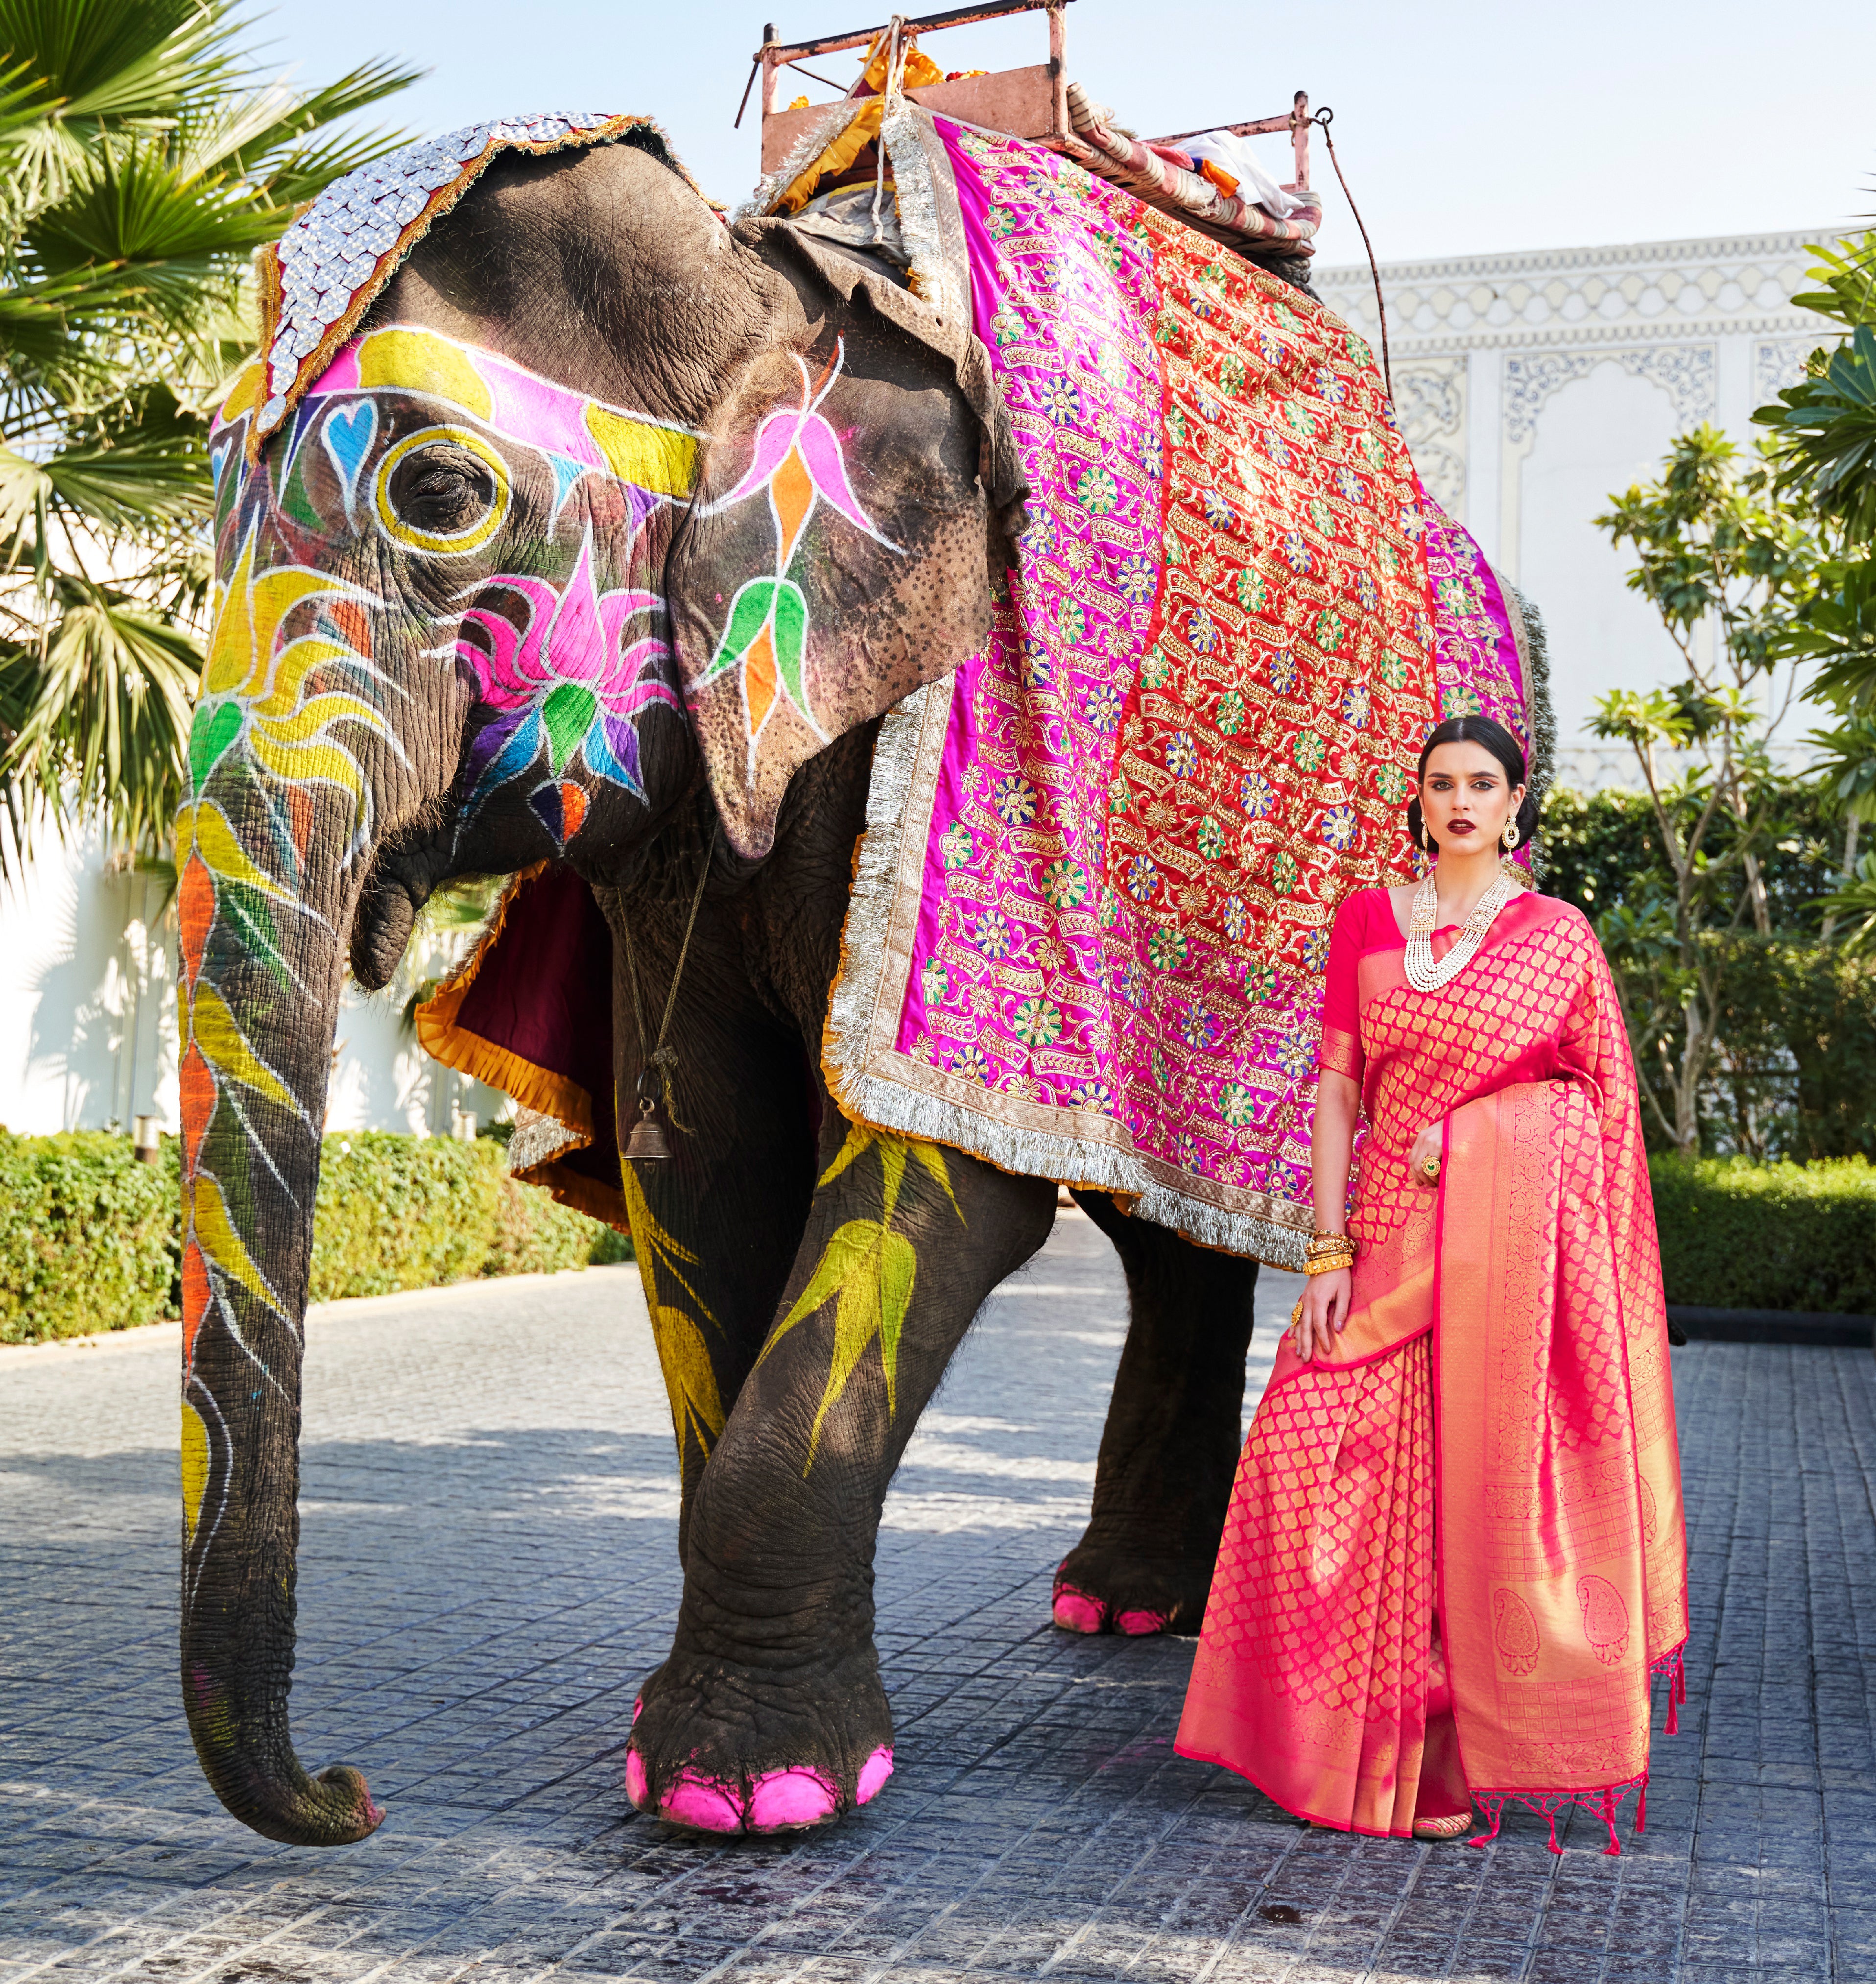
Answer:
1822 814 1860 943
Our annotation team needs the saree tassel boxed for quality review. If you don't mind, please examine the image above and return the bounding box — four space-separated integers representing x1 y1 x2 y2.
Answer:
1601 1791 1621 1857
1545 1808 1562 1856
1467 1798 1502 1849
1665 1688 1679 1735
1637 1784 1648 1832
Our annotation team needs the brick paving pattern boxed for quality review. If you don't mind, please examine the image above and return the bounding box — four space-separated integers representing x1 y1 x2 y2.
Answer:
3 1208 1872 1982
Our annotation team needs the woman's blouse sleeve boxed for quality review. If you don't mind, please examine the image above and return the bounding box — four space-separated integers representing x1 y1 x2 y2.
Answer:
1318 890 1368 1081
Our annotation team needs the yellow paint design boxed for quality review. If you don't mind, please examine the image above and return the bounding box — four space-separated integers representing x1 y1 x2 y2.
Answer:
181 1399 210 1542
583 406 699 498
357 327 494 419
185 983 297 1110
250 732 368 806
205 536 355 698
217 362 263 426
618 1165 725 1464
372 426 510 554
174 803 297 902
189 1174 284 1317
762 1124 964 1471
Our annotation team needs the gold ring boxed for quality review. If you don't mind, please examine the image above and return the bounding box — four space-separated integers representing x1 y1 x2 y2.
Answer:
1422 1157 1440 1181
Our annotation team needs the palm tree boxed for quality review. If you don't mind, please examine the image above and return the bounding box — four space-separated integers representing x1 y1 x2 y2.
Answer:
0 0 418 873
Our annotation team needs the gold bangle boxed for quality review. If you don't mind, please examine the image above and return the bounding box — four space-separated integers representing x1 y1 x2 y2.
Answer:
1303 1252 1353 1277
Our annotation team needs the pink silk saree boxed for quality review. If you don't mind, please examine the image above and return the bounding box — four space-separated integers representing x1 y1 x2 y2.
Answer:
1176 887 1689 1849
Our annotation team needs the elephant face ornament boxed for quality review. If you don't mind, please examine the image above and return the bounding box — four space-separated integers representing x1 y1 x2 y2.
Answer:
207 324 700 863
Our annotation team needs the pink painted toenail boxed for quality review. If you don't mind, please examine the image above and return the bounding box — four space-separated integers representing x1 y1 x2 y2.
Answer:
855 1745 894 1806
1053 1588 1105 1633
747 1767 838 1831
624 1747 649 1809
661 1770 744 1833
1115 1608 1169 1636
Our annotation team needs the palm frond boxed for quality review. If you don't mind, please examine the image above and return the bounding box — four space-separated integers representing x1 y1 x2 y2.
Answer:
0 0 417 870
0 0 242 124
0 571 201 866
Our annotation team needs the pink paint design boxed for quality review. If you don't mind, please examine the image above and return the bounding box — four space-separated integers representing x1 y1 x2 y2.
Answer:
1115 1609 1169 1637
456 526 679 817
481 352 611 469
308 345 361 396
624 1745 891 1829
1053 1588 1106 1635
661 1769 743 1833
746 1766 839 1830
457 530 665 712
855 1745 894 1805
714 340 896 552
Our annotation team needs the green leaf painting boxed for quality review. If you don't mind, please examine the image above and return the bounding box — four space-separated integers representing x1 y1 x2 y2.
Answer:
760 1123 965 1471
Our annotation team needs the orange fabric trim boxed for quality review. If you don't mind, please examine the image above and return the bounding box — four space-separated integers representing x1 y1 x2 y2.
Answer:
415 1001 595 1138
512 1156 630 1233
413 862 595 1137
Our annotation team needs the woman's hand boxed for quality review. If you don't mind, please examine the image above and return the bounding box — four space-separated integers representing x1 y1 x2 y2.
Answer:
1407 1120 1445 1190
1291 1266 1352 1362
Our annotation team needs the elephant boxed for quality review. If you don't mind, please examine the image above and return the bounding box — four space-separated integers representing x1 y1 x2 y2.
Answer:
179 114 1529 1848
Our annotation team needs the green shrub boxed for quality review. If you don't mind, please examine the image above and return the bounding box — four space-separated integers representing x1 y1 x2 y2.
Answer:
0 1130 629 1343
309 1133 502 1301
1651 1154 1876 1312
0 1132 182 1345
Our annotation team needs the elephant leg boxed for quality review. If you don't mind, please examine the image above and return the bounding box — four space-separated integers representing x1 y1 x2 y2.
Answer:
1052 1190 1259 1637
626 1123 1055 1834
597 884 820 1561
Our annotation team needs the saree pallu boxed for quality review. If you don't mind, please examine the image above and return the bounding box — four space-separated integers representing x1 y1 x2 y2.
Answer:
1177 894 1689 1848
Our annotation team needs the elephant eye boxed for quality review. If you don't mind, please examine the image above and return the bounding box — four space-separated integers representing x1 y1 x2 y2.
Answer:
393 448 495 532
372 425 511 555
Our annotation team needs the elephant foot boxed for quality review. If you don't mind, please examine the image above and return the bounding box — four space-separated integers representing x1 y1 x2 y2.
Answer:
1051 1545 1214 1637
624 1652 895 1835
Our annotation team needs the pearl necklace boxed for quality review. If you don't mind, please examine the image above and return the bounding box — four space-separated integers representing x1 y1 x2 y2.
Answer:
1403 867 1519 992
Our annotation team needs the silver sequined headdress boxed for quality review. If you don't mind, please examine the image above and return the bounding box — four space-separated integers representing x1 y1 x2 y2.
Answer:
249 112 701 457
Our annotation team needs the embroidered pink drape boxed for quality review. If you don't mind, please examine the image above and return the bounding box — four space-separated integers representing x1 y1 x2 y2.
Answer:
1176 888 1689 1846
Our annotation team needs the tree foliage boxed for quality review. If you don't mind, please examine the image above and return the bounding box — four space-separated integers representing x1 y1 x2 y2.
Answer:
0 0 417 871
1590 428 1823 1153
1753 232 1876 947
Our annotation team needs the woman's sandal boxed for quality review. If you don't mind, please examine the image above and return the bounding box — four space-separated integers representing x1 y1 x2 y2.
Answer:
1412 1812 1474 1842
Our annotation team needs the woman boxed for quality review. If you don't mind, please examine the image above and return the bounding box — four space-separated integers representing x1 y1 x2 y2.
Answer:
1177 716 1688 1851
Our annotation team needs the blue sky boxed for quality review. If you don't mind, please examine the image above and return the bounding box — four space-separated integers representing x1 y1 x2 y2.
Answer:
258 0 1873 266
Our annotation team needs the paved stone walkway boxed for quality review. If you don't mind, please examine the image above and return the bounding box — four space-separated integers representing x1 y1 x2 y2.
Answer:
3 1209 1873 1983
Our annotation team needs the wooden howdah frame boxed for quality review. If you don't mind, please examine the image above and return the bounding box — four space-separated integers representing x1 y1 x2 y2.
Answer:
741 0 1313 191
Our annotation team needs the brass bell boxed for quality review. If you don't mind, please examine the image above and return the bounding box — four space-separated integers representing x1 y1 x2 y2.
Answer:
625 1097 671 1163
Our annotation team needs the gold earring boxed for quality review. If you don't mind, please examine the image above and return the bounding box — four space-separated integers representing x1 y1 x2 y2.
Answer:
1502 821 1520 852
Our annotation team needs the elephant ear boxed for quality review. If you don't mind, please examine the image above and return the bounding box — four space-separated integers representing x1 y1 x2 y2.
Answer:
666 223 1021 858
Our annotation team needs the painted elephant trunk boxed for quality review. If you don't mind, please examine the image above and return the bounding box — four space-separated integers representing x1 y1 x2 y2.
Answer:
176 666 393 1843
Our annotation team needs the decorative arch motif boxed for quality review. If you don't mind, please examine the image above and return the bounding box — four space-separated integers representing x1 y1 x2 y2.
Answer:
1503 346 1717 445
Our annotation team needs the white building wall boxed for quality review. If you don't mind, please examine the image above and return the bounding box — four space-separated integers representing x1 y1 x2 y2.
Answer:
0 817 509 1140
1314 228 1840 785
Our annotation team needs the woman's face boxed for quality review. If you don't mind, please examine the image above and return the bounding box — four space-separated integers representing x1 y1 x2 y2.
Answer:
1419 741 1525 854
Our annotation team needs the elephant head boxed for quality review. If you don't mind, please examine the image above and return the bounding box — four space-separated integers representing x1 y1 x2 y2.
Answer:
176 128 1018 1844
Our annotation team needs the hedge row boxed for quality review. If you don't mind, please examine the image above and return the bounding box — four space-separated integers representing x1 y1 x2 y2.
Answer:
7 1133 1871 1343
1650 1155 1876 1314
0 1131 629 1346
